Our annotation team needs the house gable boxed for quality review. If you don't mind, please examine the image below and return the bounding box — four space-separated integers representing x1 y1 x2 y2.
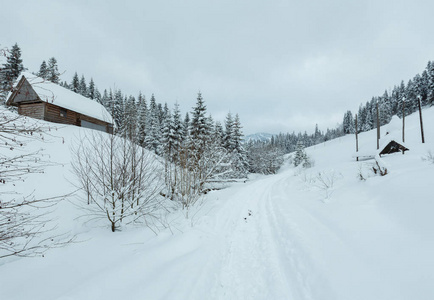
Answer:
6 76 41 106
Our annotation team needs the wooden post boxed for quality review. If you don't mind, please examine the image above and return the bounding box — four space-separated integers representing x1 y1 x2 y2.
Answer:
355 114 359 161
402 97 405 154
418 96 425 143
376 101 380 150
402 97 405 143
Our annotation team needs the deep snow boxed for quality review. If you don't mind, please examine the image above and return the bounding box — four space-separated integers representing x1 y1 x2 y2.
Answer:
1 106 434 300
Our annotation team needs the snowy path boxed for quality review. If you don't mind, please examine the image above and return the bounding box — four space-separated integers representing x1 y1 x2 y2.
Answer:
209 174 320 300
200 163 434 300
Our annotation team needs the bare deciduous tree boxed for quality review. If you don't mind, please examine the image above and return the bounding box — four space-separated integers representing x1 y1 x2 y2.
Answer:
163 138 229 218
71 130 164 232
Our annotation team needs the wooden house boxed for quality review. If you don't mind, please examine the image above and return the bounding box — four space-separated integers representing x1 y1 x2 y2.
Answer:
6 73 113 133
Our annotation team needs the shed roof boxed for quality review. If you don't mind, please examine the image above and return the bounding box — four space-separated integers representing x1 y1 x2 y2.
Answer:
7 72 113 124
353 136 409 159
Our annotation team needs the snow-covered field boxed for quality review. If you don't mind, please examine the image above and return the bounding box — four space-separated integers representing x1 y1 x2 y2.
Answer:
1 107 434 300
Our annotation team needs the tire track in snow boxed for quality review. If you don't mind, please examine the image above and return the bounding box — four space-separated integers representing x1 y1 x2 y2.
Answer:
266 173 379 300
263 175 334 300
209 174 321 300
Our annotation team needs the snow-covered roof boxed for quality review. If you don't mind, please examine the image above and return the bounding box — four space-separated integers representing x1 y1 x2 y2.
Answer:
378 136 408 152
10 72 113 124
353 135 408 159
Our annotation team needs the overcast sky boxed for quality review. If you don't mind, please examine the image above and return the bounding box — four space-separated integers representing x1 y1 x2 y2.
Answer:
2 0 434 135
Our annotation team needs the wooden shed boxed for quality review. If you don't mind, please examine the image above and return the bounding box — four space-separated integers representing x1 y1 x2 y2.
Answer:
379 140 409 156
6 73 113 133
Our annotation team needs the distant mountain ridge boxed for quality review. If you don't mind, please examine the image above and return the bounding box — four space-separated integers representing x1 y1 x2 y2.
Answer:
244 132 274 143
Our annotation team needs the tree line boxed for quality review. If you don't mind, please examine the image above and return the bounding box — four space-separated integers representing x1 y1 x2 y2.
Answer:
343 61 434 134
251 60 434 160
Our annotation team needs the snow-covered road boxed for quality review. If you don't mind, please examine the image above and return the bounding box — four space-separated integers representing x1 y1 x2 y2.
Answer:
3 161 433 300
207 173 321 300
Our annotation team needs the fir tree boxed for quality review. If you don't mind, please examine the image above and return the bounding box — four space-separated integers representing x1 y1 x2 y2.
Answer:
231 114 248 176
1 43 24 94
390 86 400 116
379 91 392 126
314 123 322 144
101 89 109 108
224 112 234 151
171 103 184 156
79 75 87 96
144 94 161 153
47 57 60 83
342 110 354 134
232 114 244 154
88 78 96 100
94 87 101 104
71 72 80 93
137 93 148 146
427 61 434 105
113 89 124 129
363 103 374 131
293 141 310 167
413 73 427 106
214 121 225 147
37 60 48 79
160 108 173 158
106 89 115 118
420 70 429 106
125 95 137 139
405 79 417 114
191 92 208 141
183 112 191 144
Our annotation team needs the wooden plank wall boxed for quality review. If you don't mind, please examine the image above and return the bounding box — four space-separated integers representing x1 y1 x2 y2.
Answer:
45 103 112 132
18 102 112 133
44 103 79 125
18 103 45 120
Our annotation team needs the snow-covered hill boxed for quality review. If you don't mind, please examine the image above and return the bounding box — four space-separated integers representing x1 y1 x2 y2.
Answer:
1 106 434 300
244 132 274 143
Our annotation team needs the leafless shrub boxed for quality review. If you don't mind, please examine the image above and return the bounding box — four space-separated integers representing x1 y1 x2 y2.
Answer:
357 165 367 181
0 194 73 259
71 130 165 232
313 170 342 200
422 151 434 164
372 158 388 176
296 168 342 200
0 110 72 259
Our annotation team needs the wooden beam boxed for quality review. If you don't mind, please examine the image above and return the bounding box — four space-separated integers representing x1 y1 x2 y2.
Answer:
376 101 380 150
418 96 425 143
355 114 359 161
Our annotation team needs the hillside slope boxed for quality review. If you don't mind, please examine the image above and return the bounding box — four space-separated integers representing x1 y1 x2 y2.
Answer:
1 106 434 300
